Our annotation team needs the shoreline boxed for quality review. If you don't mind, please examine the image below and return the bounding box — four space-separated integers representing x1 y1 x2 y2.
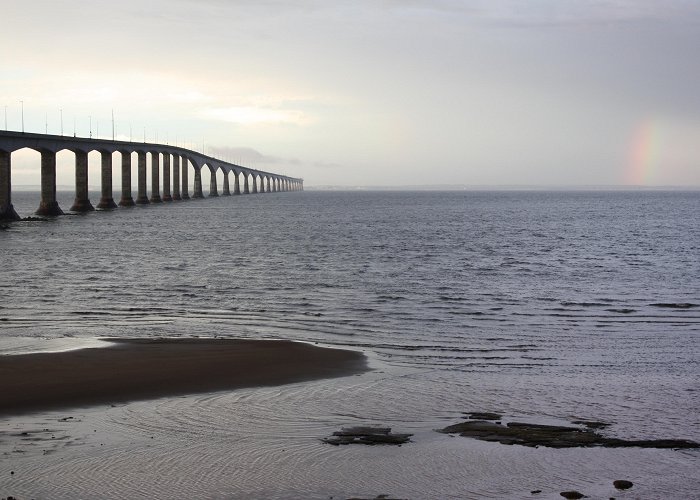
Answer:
0 338 368 417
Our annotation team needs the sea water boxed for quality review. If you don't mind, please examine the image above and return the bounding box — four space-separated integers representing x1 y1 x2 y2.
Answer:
1 190 699 499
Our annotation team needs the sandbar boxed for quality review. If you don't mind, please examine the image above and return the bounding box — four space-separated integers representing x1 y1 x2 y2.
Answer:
0 338 367 416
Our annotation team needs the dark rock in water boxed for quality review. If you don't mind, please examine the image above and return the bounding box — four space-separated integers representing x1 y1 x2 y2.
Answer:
531 490 542 494
560 491 586 499
613 480 633 490
465 411 502 421
324 426 412 446
438 419 700 449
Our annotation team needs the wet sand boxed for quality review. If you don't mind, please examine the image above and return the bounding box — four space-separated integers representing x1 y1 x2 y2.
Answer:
0 338 367 416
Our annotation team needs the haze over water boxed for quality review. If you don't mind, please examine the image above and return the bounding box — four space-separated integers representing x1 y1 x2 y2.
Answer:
1 190 699 498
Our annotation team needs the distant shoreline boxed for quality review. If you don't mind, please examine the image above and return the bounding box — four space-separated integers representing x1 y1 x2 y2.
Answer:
0 338 367 417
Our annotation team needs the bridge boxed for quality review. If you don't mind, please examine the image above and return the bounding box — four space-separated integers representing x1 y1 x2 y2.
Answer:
0 130 303 221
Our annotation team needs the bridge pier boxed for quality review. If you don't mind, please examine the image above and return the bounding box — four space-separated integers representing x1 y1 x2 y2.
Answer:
119 151 135 206
233 171 241 194
135 151 149 204
162 154 172 201
181 156 190 199
97 151 117 209
252 175 258 194
37 150 64 216
209 167 219 197
222 171 230 195
150 152 162 203
172 155 181 200
243 174 250 194
0 150 20 221
193 168 204 198
70 151 94 212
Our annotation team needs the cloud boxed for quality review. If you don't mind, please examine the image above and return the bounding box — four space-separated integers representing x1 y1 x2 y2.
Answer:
206 145 300 167
201 106 312 126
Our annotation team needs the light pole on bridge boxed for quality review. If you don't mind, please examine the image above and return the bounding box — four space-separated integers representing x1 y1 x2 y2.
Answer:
20 100 24 133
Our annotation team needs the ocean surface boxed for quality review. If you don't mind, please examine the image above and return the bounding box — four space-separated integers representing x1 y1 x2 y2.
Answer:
1 190 699 499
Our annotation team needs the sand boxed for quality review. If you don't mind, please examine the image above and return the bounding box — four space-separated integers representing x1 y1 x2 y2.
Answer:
0 338 367 416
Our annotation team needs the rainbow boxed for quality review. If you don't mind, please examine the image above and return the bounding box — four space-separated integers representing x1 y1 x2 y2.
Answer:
625 120 661 185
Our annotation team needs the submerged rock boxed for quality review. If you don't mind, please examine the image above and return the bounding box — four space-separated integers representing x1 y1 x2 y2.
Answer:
323 426 412 446
560 491 586 499
613 480 633 490
438 418 699 449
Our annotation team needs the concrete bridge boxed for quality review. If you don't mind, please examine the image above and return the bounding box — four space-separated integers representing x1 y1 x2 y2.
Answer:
0 130 303 221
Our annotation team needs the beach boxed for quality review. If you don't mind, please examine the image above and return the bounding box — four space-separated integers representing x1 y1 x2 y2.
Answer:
0 338 367 417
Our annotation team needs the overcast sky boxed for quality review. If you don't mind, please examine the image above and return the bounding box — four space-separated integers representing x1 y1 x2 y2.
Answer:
2 0 699 187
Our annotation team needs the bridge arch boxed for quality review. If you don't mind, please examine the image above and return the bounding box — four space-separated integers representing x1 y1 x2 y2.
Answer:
0 131 303 220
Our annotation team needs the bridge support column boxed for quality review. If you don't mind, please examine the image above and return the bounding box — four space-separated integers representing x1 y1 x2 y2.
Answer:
209 168 219 197
233 172 241 195
222 172 230 195
37 150 64 216
70 151 94 212
150 152 162 203
162 154 172 201
135 151 149 204
193 168 204 198
252 175 258 194
119 152 134 206
243 174 250 194
0 150 20 221
181 156 190 199
172 155 181 200
97 151 117 209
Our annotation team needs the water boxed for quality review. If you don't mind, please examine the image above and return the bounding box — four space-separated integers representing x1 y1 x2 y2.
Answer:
1 190 699 499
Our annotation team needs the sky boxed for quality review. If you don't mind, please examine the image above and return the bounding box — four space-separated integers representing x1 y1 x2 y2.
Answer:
1 0 699 187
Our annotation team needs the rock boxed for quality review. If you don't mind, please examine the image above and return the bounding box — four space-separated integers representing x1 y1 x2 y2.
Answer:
439 418 700 449
531 490 542 494
613 480 633 490
323 426 412 446
560 491 586 499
